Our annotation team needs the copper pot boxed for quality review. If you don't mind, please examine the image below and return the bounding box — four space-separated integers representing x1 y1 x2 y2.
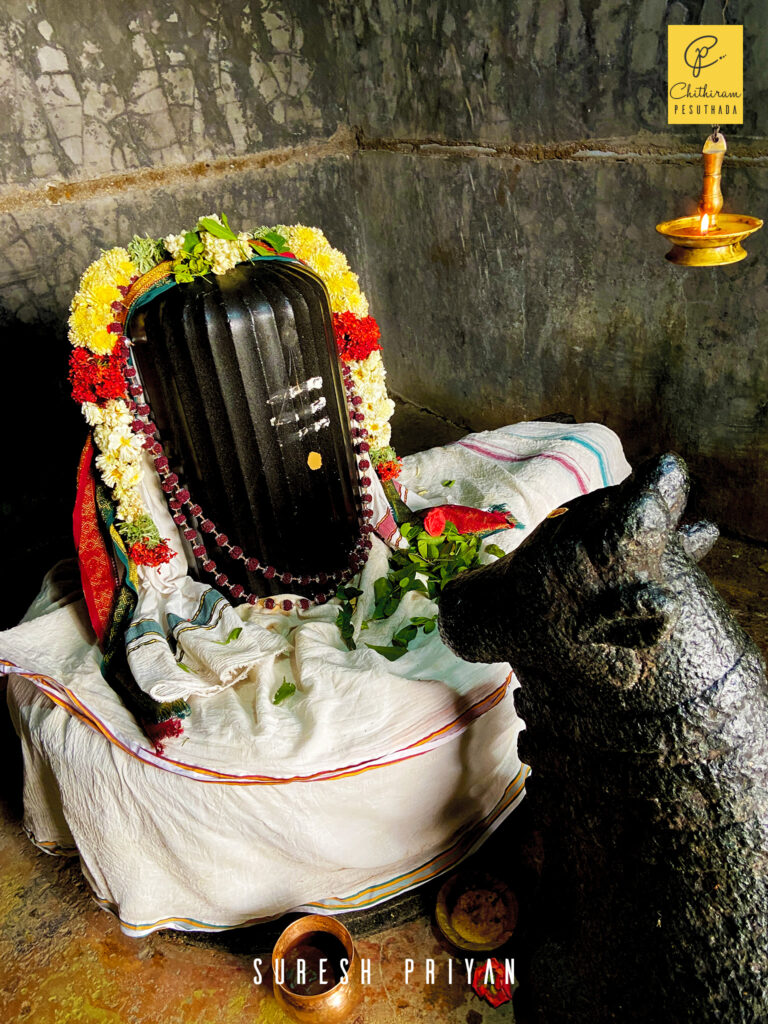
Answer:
271 915 362 1023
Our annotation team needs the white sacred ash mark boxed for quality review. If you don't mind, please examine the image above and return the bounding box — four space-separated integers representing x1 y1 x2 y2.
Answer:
269 396 327 428
267 376 323 405
268 375 330 442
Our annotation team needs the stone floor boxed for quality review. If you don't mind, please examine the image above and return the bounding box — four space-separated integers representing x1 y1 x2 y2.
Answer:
1 404 766 1023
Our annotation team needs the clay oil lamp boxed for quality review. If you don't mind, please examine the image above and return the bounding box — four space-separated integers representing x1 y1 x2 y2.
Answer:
271 914 362 1022
435 870 518 953
656 130 762 266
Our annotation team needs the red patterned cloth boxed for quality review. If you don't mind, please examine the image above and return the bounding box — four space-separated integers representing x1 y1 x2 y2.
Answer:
72 437 119 645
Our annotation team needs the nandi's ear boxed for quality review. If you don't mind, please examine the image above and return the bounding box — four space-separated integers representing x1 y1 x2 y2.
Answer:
619 491 669 544
678 521 719 562
577 582 680 653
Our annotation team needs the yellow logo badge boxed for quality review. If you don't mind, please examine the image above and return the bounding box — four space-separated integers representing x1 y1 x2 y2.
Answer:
668 26 743 124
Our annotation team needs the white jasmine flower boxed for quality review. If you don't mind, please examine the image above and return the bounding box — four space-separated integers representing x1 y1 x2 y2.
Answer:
164 233 187 259
81 402 105 426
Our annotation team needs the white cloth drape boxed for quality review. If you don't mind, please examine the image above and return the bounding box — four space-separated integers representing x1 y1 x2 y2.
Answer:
1 421 630 934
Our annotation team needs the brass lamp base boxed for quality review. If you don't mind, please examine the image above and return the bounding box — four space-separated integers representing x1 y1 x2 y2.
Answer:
656 214 763 267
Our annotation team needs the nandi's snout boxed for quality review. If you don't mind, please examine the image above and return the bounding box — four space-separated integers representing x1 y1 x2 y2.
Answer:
438 553 520 664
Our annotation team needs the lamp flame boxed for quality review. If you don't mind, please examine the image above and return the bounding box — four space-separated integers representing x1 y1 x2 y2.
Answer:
700 213 710 234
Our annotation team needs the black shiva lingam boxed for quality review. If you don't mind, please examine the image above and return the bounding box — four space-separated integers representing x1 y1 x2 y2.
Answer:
439 454 768 1024
128 258 370 605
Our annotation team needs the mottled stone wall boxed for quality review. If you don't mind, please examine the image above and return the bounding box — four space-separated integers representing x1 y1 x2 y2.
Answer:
2 0 766 193
1 0 767 626
359 149 768 541
0 0 327 192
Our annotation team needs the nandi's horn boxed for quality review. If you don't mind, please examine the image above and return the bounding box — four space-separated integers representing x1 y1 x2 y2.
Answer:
607 454 689 566
635 453 689 527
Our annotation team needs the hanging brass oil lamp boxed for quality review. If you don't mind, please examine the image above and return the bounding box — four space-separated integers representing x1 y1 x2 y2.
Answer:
656 130 762 266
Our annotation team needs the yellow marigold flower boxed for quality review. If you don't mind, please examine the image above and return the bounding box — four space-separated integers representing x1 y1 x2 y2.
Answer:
77 266 100 291
80 263 114 292
307 248 349 281
280 228 362 315
326 249 350 277
78 276 122 309
68 303 98 347
346 288 369 318
99 247 136 283
309 249 336 276
287 225 332 259
94 300 117 323
92 282 121 305
88 326 116 355
327 270 369 317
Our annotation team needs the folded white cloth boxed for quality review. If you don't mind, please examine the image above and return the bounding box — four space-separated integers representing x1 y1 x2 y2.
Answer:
398 420 629 556
126 578 290 701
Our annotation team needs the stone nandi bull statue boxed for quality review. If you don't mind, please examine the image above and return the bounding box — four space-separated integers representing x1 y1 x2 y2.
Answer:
439 454 768 1024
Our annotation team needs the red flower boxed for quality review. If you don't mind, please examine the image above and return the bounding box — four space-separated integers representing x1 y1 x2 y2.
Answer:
110 339 129 365
130 539 176 566
332 311 382 362
375 458 402 482
69 348 127 404
422 504 518 538
472 958 514 1008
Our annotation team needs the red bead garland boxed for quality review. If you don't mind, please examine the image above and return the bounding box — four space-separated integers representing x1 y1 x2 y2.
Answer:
123 356 374 609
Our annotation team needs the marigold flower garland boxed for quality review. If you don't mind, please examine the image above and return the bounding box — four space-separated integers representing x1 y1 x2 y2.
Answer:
67 217 401 582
